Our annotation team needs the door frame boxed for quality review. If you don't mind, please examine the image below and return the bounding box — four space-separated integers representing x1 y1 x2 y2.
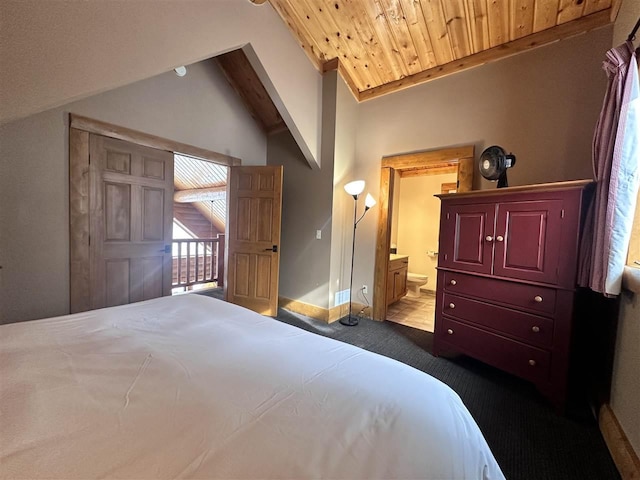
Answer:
69 114 240 313
372 145 475 321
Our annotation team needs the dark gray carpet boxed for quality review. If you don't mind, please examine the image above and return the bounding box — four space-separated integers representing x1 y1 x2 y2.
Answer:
195 289 619 480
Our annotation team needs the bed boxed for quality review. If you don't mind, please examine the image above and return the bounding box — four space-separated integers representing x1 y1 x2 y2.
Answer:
1 294 504 479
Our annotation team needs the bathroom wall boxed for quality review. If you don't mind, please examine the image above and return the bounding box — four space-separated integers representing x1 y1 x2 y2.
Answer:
396 173 458 292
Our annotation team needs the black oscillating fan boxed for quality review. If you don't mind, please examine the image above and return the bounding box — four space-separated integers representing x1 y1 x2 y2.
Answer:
479 146 516 188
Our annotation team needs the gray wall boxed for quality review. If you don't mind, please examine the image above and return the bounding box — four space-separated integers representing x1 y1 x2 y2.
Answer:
329 73 360 308
351 26 613 294
0 1 322 168
267 130 333 308
0 60 265 324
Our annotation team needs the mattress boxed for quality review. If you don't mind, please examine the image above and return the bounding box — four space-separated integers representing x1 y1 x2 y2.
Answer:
0 294 504 479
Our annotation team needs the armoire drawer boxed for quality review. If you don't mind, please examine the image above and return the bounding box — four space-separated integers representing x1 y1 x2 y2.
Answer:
439 316 551 385
442 293 554 348
442 271 557 315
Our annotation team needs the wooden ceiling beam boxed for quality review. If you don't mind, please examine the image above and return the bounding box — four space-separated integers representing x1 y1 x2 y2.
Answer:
359 9 611 102
174 187 226 203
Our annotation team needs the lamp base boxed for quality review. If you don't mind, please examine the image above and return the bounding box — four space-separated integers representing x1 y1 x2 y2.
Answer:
339 315 359 326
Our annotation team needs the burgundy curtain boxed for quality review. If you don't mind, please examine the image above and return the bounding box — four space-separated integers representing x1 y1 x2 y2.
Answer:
578 42 640 296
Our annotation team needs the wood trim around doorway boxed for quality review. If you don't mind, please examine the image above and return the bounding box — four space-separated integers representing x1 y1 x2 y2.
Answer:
69 114 242 167
69 114 242 313
372 145 475 321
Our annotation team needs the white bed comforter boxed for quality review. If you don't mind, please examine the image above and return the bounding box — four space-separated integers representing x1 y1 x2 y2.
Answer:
0 295 504 479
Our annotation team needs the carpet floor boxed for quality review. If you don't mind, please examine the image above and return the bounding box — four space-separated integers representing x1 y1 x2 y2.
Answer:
194 289 619 480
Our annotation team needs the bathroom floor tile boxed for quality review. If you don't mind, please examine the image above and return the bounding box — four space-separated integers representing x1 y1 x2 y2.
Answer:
386 293 436 333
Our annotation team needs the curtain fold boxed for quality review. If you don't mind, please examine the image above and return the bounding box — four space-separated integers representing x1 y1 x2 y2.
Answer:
578 41 640 297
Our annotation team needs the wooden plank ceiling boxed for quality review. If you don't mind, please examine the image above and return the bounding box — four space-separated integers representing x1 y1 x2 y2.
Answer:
174 154 228 234
266 0 620 100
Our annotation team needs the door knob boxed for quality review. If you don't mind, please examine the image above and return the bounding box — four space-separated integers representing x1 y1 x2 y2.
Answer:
531 326 540 333
264 245 278 253
496 235 504 242
528 359 536 366
534 295 543 303
449 279 457 286
447 329 454 335
448 303 455 309
485 235 494 242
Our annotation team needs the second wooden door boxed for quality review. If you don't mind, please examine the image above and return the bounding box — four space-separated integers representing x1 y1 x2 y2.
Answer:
225 166 283 316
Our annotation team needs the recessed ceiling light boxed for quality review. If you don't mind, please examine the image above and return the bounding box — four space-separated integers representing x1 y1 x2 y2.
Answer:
174 66 187 77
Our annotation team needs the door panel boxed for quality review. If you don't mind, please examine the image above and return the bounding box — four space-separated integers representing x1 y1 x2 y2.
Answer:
439 203 495 274
226 166 283 316
142 187 165 241
89 134 173 309
493 200 563 284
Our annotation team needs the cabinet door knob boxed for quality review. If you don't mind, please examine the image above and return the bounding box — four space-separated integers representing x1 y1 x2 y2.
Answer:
485 235 494 242
449 279 457 286
534 295 543 303
528 359 537 366
531 326 540 333
447 329 454 335
448 303 455 309
496 235 504 242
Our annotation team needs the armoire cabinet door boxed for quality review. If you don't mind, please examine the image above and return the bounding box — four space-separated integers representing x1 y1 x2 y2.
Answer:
439 203 495 274
493 200 563 285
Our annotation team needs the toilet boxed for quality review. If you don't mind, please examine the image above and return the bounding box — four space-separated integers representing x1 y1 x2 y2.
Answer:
406 273 428 297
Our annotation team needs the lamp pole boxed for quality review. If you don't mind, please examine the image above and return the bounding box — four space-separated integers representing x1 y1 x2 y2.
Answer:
340 194 359 326
340 181 376 327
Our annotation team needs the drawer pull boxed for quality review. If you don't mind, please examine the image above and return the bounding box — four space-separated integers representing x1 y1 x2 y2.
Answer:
531 326 540 333
447 329 454 335
534 295 543 303
448 303 456 309
485 235 494 242
528 359 537 366
496 235 504 242
450 279 457 286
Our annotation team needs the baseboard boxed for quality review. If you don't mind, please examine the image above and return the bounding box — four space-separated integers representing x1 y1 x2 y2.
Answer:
278 297 371 324
599 403 640 480
278 297 329 322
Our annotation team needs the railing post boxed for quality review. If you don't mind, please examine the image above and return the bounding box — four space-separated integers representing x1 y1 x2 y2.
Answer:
217 233 225 288
177 241 182 286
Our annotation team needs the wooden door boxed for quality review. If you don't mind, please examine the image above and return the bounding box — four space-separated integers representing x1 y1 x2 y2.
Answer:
439 202 496 274
225 166 283 316
89 134 174 309
493 200 563 285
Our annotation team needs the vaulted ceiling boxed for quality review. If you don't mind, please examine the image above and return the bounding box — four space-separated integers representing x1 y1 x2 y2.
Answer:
266 0 622 100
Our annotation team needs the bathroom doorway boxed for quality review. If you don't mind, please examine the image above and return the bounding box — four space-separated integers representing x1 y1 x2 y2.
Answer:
372 146 475 326
386 171 458 331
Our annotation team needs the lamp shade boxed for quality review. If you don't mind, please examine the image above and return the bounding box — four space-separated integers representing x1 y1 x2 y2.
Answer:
365 193 377 209
344 180 365 196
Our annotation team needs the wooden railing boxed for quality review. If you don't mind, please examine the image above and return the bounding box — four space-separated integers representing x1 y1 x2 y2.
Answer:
172 234 224 289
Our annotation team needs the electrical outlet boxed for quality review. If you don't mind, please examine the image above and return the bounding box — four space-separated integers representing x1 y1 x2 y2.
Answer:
316 229 322 240
362 285 368 294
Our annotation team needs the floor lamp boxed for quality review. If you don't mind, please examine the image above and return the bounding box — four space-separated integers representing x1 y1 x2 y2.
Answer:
340 180 376 326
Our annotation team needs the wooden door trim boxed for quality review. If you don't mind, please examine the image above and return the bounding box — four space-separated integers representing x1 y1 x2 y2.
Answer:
373 146 475 321
70 114 241 167
70 115 241 313
69 128 91 313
